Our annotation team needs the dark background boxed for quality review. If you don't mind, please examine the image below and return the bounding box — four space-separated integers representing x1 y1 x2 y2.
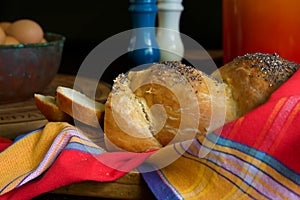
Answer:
0 0 222 77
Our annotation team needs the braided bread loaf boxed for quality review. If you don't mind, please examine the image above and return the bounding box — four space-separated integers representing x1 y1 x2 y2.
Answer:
104 53 299 152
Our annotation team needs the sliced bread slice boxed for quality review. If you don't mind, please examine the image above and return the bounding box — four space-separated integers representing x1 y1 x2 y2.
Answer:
34 93 73 123
56 86 105 127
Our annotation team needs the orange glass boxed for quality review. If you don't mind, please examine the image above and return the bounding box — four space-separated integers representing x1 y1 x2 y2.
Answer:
222 0 300 64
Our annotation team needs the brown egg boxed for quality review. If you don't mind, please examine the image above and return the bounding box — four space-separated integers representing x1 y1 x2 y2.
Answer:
0 22 11 31
3 35 19 45
40 38 47 43
6 19 43 44
0 27 5 44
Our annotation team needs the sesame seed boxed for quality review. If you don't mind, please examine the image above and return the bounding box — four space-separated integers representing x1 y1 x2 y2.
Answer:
235 52 300 87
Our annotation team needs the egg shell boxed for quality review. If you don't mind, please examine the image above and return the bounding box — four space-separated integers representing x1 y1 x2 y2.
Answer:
0 22 11 31
0 27 5 44
6 19 43 44
3 35 19 45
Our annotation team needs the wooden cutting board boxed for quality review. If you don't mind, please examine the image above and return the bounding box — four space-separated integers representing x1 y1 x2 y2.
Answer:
0 74 110 139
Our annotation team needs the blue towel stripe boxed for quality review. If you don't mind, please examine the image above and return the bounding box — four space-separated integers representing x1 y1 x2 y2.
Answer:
65 142 105 155
207 132 300 185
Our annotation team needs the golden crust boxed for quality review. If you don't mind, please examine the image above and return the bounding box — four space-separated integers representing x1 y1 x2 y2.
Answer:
104 94 162 152
212 53 299 116
129 62 237 143
104 61 237 152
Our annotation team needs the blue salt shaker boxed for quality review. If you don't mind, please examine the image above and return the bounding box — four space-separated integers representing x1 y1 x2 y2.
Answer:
128 0 160 66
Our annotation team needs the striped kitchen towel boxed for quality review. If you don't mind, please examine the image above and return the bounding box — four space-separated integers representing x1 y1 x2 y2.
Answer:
142 67 300 199
0 122 152 200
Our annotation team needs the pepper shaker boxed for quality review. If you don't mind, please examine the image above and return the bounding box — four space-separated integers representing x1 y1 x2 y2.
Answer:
156 0 184 61
128 0 160 66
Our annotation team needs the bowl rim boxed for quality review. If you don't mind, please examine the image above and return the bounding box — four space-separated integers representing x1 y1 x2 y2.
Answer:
0 32 66 49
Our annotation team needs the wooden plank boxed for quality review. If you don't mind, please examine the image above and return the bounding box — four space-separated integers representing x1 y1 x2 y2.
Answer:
52 171 155 199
